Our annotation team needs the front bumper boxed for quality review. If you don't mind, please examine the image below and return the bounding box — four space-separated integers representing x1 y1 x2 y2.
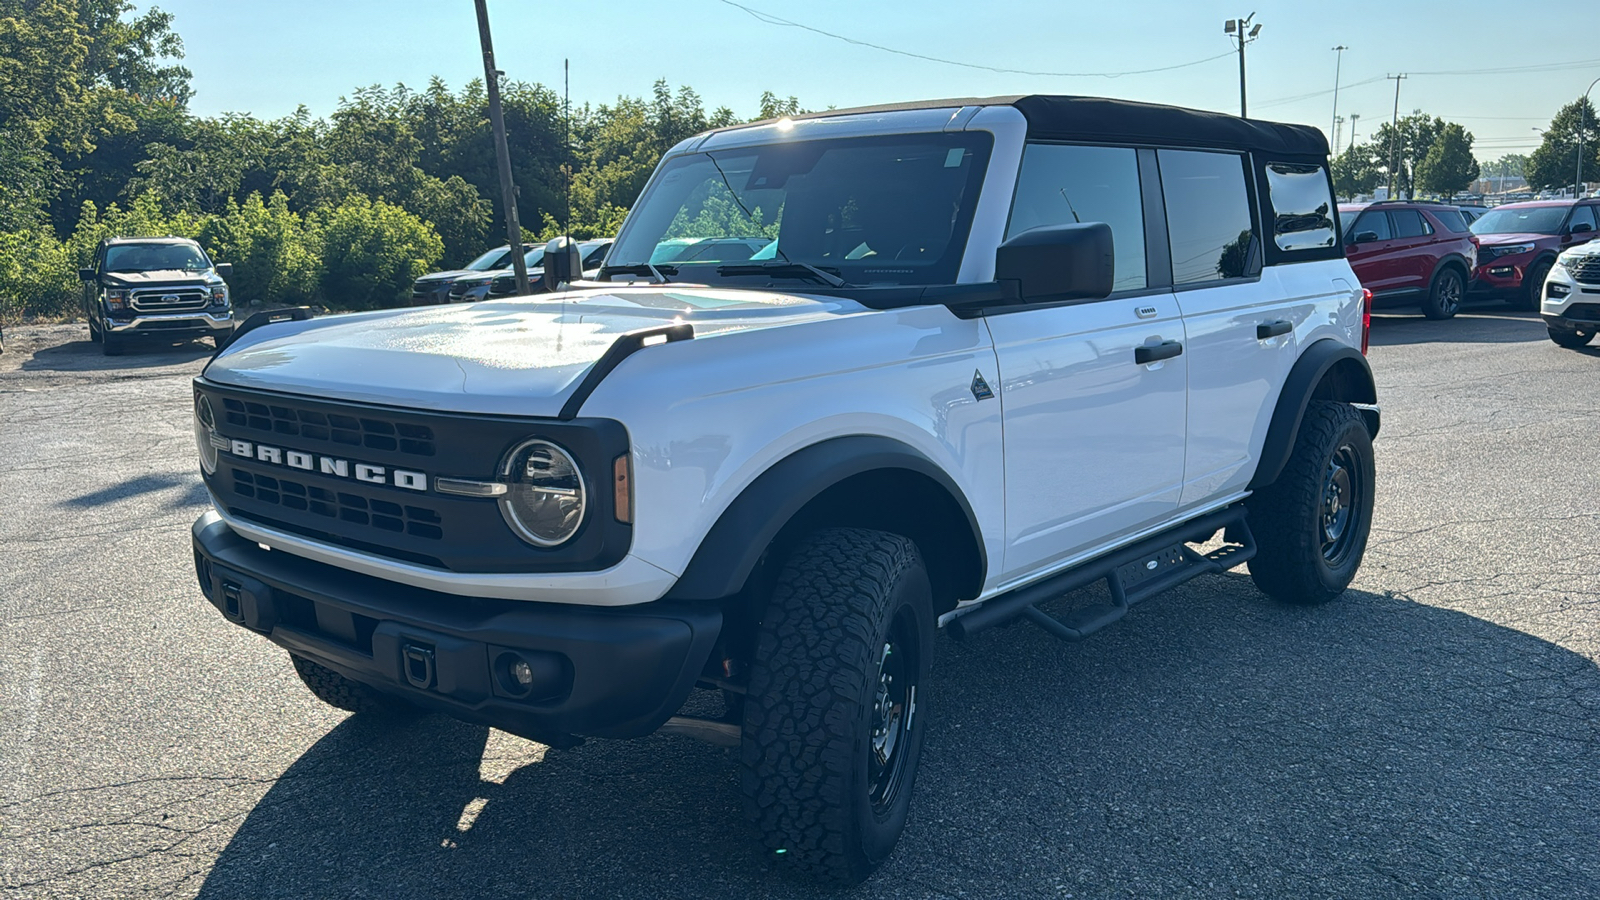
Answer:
107 310 233 337
1541 266 1600 329
193 511 721 743
1469 259 1531 294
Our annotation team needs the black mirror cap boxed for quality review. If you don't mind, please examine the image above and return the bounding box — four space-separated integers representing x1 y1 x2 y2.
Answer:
1570 222 1594 234
995 223 1114 303
540 237 584 293
214 262 233 280
1353 231 1379 244
78 267 95 281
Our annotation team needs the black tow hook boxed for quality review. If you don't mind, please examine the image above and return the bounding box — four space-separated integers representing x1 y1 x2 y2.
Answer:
401 643 436 690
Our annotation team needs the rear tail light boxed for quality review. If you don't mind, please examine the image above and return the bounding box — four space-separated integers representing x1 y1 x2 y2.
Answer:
1361 288 1373 355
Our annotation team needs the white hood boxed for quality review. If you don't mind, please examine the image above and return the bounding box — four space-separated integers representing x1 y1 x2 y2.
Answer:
203 286 868 416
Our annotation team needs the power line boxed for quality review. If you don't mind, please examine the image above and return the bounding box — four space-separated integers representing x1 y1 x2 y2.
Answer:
715 0 1236 79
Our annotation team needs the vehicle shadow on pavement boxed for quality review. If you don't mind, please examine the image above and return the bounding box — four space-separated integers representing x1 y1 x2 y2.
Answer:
20 337 214 372
1368 307 1546 347
62 472 209 510
195 580 1600 899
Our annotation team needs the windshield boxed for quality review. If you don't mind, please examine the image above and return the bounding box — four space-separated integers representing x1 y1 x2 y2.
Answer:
465 247 513 271
607 132 993 287
1471 206 1567 235
104 243 210 272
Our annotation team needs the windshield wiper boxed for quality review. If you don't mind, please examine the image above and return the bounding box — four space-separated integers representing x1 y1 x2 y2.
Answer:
598 263 676 283
716 261 849 288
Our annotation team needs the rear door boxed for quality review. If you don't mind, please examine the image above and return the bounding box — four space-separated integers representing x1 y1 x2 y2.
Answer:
988 143 1187 579
1387 208 1437 290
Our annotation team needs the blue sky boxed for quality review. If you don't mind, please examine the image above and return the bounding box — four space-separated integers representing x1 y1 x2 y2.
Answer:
155 0 1599 160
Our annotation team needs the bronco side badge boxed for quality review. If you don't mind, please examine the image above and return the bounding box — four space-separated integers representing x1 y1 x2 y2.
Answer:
970 370 994 401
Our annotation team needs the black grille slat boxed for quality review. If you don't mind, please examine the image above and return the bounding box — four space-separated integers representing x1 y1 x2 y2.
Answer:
1571 259 1600 284
217 399 435 458
228 467 443 541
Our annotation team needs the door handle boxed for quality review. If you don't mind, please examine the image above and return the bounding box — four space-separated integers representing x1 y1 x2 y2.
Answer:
1134 340 1183 364
1257 320 1293 339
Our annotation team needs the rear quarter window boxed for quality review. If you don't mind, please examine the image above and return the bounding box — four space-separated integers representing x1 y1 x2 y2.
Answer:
1263 163 1337 252
1433 209 1469 233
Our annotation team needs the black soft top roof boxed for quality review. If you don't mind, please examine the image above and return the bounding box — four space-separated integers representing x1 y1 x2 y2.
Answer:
780 94 1329 158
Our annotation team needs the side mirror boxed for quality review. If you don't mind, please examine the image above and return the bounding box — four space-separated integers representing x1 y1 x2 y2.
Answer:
994 223 1114 303
540 237 583 293
1570 222 1594 234
214 262 234 280
78 267 95 281
1353 231 1380 244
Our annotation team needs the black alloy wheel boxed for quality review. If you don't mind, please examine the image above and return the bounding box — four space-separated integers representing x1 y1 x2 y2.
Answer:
1422 268 1464 319
1319 443 1366 568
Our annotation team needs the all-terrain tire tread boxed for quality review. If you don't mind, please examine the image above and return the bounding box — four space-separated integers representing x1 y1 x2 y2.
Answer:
739 527 919 885
1248 400 1371 604
290 653 416 717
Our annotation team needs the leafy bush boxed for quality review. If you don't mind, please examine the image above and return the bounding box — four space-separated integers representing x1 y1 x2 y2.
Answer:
0 227 76 322
315 195 442 309
198 191 319 306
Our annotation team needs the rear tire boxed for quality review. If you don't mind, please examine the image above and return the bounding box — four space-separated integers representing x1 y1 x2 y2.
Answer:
1420 268 1464 319
290 653 420 718
1248 401 1375 605
1548 325 1595 348
740 528 935 885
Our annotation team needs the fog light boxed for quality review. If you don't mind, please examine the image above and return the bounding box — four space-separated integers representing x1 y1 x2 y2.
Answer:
511 659 534 687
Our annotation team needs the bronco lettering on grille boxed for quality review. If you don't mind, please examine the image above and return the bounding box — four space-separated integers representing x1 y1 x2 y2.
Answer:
226 439 428 492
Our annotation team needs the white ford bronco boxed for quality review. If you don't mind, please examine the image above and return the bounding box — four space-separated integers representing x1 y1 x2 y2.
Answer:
190 95 1378 883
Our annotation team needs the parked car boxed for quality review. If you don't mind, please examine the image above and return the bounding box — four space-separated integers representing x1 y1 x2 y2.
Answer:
1539 239 1600 347
190 95 1376 884
79 236 234 355
411 245 527 305
446 239 613 302
1469 199 1600 309
1340 201 1477 319
1457 205 1490 225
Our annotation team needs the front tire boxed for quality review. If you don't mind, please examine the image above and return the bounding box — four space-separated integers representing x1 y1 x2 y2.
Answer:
740 528 935 885
1507 260 1551 311
1548 325 1595 348
1421 267 1464 319
290 653 419 718
1248 401 1375 604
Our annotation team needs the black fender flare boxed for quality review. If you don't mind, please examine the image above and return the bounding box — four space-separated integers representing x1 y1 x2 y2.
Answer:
1249 339 1378 491
1427 253 1470 288
665 435 987 602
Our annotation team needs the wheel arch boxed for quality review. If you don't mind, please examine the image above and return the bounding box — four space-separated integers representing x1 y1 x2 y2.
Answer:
665 435 987 617
1249 339 1378 491
1429 253 1470 285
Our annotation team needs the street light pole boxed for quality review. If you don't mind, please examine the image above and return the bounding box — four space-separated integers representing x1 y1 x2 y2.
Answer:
1349 113 1360 152
1331 45 1348 143
1577 76 1600 198
473 0 530 296
1224 14 1262 118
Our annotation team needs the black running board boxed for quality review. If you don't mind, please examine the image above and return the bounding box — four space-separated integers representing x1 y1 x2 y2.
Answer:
947 506 1256 643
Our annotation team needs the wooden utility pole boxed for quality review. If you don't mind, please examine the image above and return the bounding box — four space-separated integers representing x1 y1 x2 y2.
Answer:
1386 74 1407 199
474 0 529 295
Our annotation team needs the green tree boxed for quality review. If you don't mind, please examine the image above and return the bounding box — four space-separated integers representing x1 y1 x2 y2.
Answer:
1370 114 1445 198
198 192 319 306
315 195 442 308
1416 123 1479 198
1526 98 1599 192
1332 143 1382 199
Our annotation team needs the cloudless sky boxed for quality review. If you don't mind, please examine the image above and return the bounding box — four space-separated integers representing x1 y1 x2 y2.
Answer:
152 0 1600 160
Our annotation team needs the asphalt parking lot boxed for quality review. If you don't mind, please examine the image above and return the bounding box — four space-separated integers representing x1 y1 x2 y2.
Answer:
2 306 1598 899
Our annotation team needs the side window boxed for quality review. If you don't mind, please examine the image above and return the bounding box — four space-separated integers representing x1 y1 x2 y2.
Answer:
1158 149 1256 285
1568 205 1597 233
1391 209 1431 238
1351 211 1392 242
1262 162 1336 251
1433 209 1469 233
1007 144 1147 292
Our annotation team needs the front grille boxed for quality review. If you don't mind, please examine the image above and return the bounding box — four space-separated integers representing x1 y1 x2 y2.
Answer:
231 467 444 540
130 287 209 313
219 397 436 457
1569 258 1600 284
447 281 477 299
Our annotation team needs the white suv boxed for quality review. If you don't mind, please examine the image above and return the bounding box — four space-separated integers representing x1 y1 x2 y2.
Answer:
189 95 1379 884
1542 241 1600 347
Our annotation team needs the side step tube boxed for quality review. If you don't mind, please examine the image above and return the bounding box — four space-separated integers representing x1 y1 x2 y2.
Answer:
947 506 1256 643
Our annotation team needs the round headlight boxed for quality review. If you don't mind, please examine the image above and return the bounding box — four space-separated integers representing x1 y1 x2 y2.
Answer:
499 439 585 547
195 394 219 475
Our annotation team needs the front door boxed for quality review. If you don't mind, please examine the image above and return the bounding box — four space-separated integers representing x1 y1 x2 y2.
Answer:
990 143 1187 580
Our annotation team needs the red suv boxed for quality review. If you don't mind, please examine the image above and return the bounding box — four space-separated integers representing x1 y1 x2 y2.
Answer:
1340 201 1478 319
1469 199 1600 310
